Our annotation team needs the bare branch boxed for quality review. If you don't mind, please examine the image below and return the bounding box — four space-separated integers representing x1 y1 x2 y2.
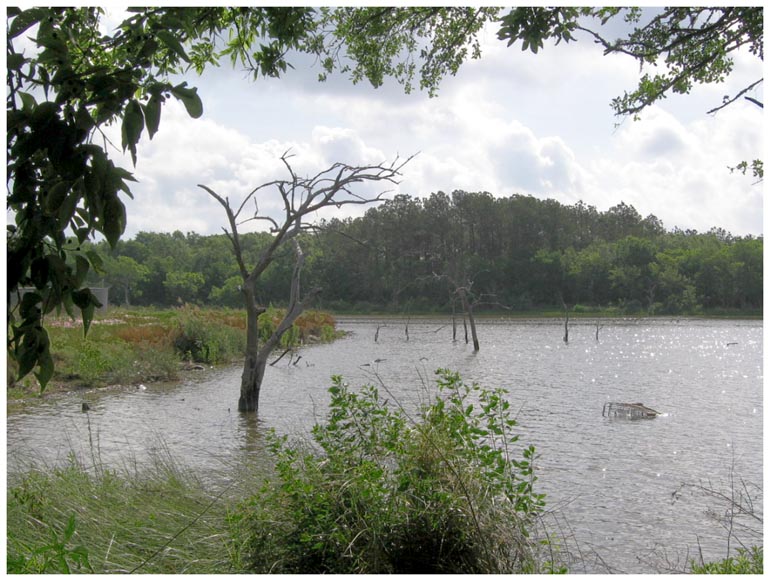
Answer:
198 184 249 279
707 78 764 115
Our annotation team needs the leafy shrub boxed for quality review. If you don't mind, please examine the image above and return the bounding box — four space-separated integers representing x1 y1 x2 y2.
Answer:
172 306 246 364
75 340 111 385
228 370 556 574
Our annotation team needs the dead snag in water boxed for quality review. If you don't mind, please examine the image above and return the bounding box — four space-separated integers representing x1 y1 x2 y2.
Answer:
200 152 414 413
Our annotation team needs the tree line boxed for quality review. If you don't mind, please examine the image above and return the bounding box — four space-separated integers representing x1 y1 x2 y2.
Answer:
89 192 762 316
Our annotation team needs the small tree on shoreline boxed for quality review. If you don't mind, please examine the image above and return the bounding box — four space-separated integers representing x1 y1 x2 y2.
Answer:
199 152 412 413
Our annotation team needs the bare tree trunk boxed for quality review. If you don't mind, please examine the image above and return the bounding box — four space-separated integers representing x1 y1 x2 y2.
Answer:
239 351 267 412
458 287 479 351
562 299 570 344
239 240 316 413
239 284 266 412
451 300 457 342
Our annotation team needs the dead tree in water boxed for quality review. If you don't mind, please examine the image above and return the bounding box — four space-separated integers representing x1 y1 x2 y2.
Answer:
433 273 480 351
561 296 572 344
451 299 457 342
457 285 480 351
200 152 412 413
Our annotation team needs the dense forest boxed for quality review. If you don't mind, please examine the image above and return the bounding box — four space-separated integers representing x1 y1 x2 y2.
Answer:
87 192 762 315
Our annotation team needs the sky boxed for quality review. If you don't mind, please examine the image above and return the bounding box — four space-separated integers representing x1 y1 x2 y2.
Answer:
17 6 769 238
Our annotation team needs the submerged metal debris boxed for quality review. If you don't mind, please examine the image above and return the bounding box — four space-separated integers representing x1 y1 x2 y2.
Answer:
602 402 660 419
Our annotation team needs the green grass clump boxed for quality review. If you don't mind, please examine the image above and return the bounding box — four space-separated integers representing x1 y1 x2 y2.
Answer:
7 453 239 574
172 306 246 364
227 370 561 574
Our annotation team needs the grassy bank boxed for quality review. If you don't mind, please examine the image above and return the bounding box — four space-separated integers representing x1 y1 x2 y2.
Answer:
7 305 341 400
7 450 244 574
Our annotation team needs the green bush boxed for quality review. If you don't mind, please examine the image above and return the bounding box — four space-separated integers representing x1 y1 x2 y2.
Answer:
227 370 557 574
172 307 245 364
690 546 763 574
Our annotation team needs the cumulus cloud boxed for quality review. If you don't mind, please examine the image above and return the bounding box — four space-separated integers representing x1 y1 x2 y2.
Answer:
106 15 761 239
582 101 763 234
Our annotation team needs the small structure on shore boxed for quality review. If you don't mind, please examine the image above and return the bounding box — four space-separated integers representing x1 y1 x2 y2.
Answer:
602 402 660 419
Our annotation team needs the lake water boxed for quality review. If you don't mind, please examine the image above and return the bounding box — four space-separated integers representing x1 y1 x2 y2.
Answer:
6 317 763 573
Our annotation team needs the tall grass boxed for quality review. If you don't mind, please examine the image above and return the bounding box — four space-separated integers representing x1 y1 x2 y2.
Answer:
7 448 247 574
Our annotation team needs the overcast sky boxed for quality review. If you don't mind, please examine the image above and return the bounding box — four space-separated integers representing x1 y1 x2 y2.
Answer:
100 7 764 238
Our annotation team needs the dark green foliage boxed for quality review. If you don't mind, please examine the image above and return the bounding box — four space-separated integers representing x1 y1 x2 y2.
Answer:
227 370 554 574
91 196 762 315
316 7 500 96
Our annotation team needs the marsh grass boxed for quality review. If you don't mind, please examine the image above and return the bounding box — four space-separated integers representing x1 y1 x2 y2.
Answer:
6 446 251 574
9 306 340 395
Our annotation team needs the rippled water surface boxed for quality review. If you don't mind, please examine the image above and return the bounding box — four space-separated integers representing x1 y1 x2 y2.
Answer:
7 317 763 572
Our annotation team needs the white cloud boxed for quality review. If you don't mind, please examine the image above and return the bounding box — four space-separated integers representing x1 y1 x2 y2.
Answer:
105 14 762 239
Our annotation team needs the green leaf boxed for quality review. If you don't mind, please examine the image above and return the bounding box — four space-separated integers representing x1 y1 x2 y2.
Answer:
45 181 71 213
19 291 43 321
141 95 162 139
102 192 126 248
85 249 103 272
16 324 46 380
35 347 55 389
17 91 37 110
121 99 144 165
157 29 191 62
30 257 50 288
170 82 203 118
58 179 82 228
63 514 77 542
74 255 90 286
72 289 97 335
7 52 26 70
9 7 49 39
